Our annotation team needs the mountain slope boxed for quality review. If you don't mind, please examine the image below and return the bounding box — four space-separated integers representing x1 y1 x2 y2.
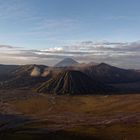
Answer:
0 65 19 81
82 63 140 84
11 64 47 76
0 64 49 89
55 58 79 67
36 70 113 94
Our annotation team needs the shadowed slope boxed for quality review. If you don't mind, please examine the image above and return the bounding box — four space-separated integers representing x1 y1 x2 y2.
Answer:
82 63 140 84
0 65 18 82
37 70 113 95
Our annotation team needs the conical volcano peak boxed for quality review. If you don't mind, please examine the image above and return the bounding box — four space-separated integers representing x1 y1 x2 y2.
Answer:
55 58 78 67
63 58 76 62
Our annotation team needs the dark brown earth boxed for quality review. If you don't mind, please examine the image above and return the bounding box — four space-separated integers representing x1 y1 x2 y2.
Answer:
0 90 139 140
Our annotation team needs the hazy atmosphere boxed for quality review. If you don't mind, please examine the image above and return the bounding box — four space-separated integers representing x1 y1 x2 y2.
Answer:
0 0 140 68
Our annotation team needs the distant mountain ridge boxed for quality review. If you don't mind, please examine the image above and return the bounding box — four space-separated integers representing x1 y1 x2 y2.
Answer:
1 59 140 94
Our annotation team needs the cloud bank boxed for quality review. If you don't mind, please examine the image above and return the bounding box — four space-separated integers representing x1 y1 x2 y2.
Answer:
0 40 140 69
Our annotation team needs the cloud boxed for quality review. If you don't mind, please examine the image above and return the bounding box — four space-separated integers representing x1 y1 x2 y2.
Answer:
23 18 79 41
32 19 78 31
0 1 80 45
80 41 128 46
0 40 140 68
0 45 20 49
0 0 33 20
41 47 64 52
104 16 137 21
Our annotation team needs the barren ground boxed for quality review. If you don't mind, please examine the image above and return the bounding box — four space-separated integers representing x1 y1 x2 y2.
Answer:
0 90 140 140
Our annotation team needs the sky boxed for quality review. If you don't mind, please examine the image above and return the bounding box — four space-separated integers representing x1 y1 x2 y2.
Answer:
0 0 140 68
